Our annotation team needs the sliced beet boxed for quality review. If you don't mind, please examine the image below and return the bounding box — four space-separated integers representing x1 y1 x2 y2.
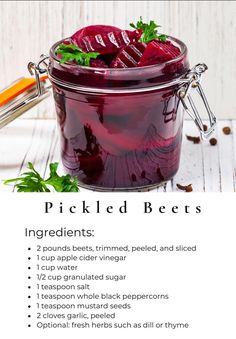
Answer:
138 40 181 66
111 42 146 68
72 29 142 55
71 25 122 42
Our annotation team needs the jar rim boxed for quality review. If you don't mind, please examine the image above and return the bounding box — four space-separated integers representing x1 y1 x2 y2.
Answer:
49 36 188 72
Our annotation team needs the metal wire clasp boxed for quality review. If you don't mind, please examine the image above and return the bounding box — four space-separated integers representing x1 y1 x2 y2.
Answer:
27 54 50 96
178 63 216 139
0 55 51 129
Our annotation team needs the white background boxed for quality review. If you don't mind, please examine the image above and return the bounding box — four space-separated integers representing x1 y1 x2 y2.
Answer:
0 1 236 118
0 193 235 338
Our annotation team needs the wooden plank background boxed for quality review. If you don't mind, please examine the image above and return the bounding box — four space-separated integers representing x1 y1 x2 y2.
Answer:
0 1 236 119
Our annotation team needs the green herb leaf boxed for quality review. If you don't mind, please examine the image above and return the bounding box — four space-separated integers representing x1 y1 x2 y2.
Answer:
130 16 168 43
55 43 100 66
45 163 79 192
3 162 79 192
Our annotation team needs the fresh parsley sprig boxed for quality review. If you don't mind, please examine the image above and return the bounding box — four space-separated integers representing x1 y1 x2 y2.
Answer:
55 43 99 66
3 162 79 192
130 17 167 43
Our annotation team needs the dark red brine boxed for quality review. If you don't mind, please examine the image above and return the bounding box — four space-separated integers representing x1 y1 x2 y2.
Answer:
48 25 189 191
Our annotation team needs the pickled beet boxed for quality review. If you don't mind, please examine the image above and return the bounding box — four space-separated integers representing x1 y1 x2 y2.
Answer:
138 40 181 66
111 42 146 68
72 28 142 55
71 24 122 42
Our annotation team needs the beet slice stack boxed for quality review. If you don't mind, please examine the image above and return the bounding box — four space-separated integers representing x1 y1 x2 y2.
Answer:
62 23 181 68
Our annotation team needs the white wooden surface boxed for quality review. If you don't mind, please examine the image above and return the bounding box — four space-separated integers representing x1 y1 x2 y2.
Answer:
0 118 235 192
0 1 236 119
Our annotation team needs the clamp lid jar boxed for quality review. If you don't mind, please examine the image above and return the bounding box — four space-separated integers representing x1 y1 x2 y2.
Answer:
46 37 216 191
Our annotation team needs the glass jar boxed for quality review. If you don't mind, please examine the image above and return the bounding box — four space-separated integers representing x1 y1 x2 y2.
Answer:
47 37 215 191
0 37 216 191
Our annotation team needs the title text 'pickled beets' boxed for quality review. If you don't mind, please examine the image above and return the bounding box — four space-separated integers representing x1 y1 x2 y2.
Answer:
49 19 190 190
